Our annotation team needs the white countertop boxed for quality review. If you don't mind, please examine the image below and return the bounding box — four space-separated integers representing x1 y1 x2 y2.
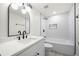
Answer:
0 36 43 56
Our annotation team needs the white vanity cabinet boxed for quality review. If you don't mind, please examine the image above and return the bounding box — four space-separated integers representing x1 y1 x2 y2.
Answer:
15 39 45 56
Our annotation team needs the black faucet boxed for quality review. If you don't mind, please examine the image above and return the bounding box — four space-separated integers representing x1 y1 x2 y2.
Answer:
18 31 21 35
17 31 21 40
17 36 20 40
22 31 26 39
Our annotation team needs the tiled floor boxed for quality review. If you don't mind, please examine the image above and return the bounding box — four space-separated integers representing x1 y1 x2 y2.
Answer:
45 48 64 56
46 50 64 56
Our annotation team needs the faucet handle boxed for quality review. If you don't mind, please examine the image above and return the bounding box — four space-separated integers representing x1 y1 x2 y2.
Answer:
17 36 20 40
18 31 21 35
24 31 27 34
26 35 28 38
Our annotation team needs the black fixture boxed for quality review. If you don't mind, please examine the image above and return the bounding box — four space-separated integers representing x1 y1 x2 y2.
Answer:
22 31 26 39
43 29 45 32
17 36 20 40
44 5 48 9
76 16 78 18
35 52 39 56
18 31 21 35
17 31 21 40
27 3 32 9
17 31 28 40
26 35 27 38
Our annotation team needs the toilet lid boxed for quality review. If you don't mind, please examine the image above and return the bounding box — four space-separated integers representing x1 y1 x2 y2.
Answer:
44 43 53 47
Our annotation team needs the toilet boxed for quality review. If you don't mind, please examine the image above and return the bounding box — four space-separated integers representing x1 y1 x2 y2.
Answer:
44 43 53 56
44 43 53 48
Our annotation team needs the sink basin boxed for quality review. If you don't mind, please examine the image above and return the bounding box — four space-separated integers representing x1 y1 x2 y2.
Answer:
27 38 37 40
17 38 37 44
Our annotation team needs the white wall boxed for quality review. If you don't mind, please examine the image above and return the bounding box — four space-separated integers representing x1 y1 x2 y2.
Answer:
29 9 40 36
0 3 15 43
46 13 69 40
44 5 74 42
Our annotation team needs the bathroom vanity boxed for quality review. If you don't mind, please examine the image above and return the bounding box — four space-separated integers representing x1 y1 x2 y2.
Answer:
0 36 45 56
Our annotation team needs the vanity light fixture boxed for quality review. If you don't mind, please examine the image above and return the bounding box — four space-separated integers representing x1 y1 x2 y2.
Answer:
11 3 19 10
25 5 31 12
21 8 27 14
21 3 27 14
21 3 32 14
11 3 32 14
17 3 22 7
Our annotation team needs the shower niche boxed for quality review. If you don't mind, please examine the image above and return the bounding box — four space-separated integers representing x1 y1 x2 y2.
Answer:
49 24 57 29
8 3 30 37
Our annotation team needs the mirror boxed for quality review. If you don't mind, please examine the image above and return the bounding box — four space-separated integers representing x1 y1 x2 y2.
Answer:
8 3 30 37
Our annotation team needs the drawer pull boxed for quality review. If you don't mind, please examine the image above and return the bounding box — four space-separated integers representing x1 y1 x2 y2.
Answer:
35 52 39 56
37 53 39 55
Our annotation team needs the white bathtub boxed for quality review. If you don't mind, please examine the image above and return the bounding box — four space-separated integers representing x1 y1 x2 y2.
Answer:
45 38 74 56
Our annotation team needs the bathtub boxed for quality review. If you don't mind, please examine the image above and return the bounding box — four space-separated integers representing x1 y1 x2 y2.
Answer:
45 38 74 56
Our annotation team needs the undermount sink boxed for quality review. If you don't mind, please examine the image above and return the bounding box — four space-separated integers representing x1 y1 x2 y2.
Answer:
27 38 37 40
17 37 37 44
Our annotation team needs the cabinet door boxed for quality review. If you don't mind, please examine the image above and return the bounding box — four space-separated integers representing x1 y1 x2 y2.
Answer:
34 41 45 56
17 39 45 56
36 44 45 56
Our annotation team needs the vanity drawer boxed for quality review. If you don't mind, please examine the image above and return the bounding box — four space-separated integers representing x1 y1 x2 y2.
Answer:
16 39 45 56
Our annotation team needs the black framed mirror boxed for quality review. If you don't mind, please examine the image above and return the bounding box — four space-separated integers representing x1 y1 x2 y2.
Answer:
8 3 30 37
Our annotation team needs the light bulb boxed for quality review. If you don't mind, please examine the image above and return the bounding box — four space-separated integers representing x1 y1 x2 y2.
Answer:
21 9 26 14
17 3 22 7
11 3 18 10
25 5 31 12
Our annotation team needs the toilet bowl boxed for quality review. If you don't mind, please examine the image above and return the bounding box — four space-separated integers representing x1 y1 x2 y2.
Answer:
44 43 53 48
44 43 53 56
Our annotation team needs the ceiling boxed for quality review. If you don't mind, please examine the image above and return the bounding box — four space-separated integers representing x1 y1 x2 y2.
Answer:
30 3 73 16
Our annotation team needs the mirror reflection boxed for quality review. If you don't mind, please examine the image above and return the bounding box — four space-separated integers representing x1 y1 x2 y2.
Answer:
8 3 30 37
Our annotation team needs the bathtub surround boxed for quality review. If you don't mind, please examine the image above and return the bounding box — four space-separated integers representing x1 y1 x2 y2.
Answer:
45 38 74 56
46 13 69 39
45 4 74 41
40 4 75 56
